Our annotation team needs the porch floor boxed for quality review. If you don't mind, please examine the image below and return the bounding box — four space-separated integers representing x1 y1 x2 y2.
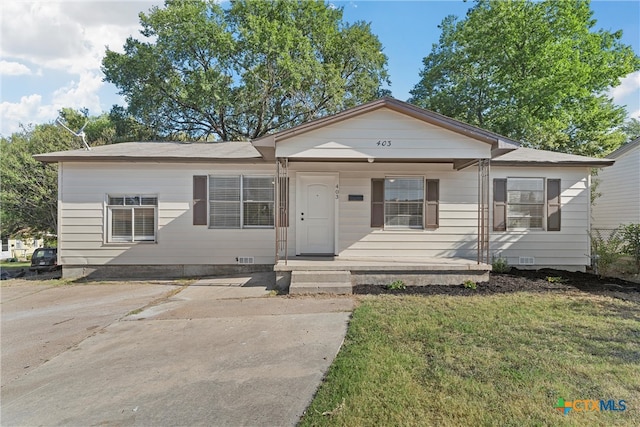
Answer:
275 257 492 294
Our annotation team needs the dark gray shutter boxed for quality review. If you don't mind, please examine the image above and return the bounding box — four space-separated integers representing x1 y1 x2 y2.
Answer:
279 177 289 227
193 176 207 225
547 179 561 231
371 179 384 227
493 179 507 231
425 179 439 229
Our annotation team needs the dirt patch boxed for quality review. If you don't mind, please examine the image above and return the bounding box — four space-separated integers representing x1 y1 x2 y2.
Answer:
353 268 640 301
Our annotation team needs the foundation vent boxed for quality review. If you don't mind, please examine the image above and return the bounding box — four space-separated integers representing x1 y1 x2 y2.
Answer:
237 256 255 265
518 256 535 265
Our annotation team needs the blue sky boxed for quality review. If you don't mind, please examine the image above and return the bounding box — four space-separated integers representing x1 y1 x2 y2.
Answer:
1 0 639 137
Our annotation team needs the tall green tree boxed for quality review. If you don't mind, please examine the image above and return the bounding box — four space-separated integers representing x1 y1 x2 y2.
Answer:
1 111 110 239
102 0 389 141
409 0 639 156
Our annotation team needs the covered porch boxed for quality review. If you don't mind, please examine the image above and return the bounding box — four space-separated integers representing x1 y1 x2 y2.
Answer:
250 98 521 293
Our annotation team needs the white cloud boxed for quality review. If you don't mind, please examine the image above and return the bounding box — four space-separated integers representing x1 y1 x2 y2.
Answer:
0 60 32 76
0 72 106 136
0 94 58 135
52 72 104 112
0 1 162 135
0 1 160 73
610 71 640 102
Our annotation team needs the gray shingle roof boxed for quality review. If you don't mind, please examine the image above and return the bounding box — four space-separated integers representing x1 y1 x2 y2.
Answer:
606 137 640 159
492 147 614 167
35 141 263 163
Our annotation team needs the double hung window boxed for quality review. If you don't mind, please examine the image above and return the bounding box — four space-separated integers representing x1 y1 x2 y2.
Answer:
507 178 545 229
209 176 274 228
371 177 439 229
384 178 424 228
493 178 561 231
107 195 157 242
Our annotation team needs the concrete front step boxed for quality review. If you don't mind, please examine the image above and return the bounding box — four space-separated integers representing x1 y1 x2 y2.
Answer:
289 270 352 295
291 270 351 283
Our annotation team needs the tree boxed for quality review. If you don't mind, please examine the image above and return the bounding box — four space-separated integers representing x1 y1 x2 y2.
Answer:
102 0 389 141
1 111 111 239
409 0 640 156
621 118 640 142
1 126 70 239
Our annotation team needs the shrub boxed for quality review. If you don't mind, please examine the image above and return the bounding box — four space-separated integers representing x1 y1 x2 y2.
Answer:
386 280 406 291
619 223 640 272
590 228 623 276
463 279 477 290
491 256 510 273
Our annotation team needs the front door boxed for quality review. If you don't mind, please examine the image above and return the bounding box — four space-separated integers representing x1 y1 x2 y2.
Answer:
297 174 336 255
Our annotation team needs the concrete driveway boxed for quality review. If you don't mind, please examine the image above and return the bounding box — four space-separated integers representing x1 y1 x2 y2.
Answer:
1 275 353 426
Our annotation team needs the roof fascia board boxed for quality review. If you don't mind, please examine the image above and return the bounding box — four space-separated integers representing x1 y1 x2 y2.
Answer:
492 160 614 168
34 155 266 164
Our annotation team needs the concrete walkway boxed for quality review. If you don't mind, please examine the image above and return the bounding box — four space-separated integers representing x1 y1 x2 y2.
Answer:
1 275 353 426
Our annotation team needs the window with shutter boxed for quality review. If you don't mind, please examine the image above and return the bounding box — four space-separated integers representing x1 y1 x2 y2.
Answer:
208 175 276 229
371 177 427 229
494 178 561 231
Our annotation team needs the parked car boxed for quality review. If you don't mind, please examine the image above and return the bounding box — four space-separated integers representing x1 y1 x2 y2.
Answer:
29 248 60 273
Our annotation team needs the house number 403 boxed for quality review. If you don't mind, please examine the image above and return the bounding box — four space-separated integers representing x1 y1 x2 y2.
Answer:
377 140 391 147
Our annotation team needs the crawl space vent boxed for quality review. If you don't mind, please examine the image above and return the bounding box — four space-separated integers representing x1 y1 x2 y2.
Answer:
518 256 535 265
237 256 255 265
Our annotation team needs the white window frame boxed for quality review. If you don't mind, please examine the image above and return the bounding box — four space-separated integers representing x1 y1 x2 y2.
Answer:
506 178 545 230
383 176 425 230
106 194 158 243
209 175 275 229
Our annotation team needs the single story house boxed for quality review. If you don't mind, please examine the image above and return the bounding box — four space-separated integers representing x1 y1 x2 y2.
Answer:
1 238 44 261
36 98 613 288
591 137 639 230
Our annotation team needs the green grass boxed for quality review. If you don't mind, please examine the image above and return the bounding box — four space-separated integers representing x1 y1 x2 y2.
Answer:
301 293 640 426
0 261 31 270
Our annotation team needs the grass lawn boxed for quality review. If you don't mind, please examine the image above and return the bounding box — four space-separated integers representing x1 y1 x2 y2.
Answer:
301 293 639 426
0 261 31 270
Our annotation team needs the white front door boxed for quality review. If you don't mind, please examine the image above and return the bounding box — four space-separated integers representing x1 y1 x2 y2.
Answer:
297 174 336 255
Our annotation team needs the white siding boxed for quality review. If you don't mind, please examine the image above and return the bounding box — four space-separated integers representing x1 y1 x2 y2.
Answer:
59 161 593 271
490 167 592 269
288 162 480 259
284 163 592 270
59 162 276 266
276 109 492 160
591 146 640 229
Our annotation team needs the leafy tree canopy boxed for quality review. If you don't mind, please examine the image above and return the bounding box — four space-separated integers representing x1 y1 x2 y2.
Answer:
409 0 640 156
102 0 390 141
1 110 113 240
621 118 640 142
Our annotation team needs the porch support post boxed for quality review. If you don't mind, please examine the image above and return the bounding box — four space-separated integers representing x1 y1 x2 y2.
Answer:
477 159 490 264
275 158 289 265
